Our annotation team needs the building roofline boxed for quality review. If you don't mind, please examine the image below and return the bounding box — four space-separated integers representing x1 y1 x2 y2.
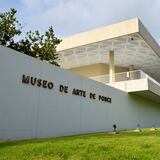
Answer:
57 18 160 57
138 19 160 57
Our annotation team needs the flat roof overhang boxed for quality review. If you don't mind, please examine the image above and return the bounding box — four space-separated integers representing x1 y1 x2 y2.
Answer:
57 18 160 82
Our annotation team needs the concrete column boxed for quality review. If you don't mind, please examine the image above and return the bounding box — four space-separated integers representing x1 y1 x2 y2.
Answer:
129 65 134 71
109 50 115 83
129 65 135 80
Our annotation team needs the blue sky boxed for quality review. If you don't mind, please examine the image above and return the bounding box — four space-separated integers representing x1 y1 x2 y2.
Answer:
1 0 160 44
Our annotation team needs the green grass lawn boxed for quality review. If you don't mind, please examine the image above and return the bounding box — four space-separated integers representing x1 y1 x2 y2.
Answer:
1 129 160 160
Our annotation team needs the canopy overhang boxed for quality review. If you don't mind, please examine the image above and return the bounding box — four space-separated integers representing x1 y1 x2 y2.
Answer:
57 18 160 82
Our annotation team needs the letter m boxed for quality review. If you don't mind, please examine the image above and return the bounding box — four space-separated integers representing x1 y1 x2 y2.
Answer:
22 74 30 84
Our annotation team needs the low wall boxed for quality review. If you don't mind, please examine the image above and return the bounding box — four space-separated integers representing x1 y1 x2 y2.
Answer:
0 45 160 140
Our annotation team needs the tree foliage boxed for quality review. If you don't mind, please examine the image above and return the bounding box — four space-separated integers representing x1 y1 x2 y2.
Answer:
0 8 61 66
0 8 21 47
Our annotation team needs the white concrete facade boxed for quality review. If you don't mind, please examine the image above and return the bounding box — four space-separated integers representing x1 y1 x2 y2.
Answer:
0 45 160 140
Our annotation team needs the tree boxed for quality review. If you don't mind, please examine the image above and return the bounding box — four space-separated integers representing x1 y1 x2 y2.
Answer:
0 8 21 47
17 27 61 66
0 8 61 66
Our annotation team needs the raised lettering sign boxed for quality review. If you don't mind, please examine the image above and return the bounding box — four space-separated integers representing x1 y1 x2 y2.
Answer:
22 74 112 103
22 74 54 90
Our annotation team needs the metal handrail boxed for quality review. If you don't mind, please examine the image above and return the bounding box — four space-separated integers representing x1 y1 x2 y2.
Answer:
90 70 160 86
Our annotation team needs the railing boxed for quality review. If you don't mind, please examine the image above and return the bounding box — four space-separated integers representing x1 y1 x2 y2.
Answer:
146 74 160 87
90 70 160 86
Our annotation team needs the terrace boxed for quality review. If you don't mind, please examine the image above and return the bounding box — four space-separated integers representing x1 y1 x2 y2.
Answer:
91 70 160 102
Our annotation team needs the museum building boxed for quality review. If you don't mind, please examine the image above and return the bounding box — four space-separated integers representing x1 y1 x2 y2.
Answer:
0 18 160 140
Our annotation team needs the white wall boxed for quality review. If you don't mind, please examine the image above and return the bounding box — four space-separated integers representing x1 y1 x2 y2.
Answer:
0 45 160 140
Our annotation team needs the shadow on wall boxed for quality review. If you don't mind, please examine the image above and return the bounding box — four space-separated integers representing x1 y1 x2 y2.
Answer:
128 92 160 108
